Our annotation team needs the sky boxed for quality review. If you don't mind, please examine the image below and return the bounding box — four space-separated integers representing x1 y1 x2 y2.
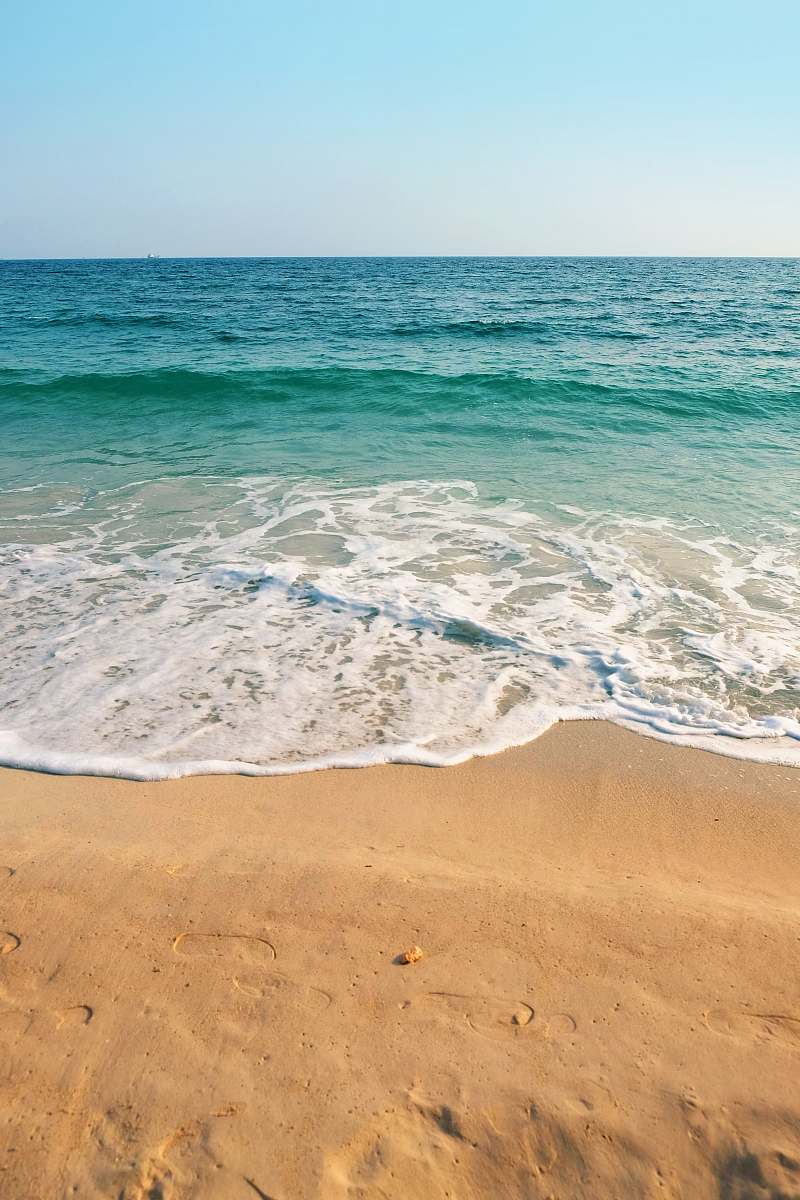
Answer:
2 0 799 257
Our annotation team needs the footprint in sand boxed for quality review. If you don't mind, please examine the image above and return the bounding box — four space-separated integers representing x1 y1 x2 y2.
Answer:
233 970 331 1013
116 1104 248 1199
172 932 276 966
54 1004 93 1029
563 1079 617 1116
321 1091 574 1198
0 1004 93 1038
423 992 536 1042
1 867 14 880
704 1008 800 1050
172 932 333 1019
417 993 578 1045
1 932 20 955
544 1012 578 1040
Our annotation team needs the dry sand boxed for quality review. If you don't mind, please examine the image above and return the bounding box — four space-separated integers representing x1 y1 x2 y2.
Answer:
0 721 799 1198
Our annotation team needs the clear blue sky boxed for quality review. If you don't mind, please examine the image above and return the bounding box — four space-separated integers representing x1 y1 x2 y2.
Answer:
2 0 799 257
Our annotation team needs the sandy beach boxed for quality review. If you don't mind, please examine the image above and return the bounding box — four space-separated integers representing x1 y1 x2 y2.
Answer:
1 721 798 1198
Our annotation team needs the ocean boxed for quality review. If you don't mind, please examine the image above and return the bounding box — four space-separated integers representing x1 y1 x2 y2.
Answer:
0 256 798 777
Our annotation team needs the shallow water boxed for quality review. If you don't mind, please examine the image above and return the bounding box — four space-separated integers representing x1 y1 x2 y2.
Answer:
1 257 798 776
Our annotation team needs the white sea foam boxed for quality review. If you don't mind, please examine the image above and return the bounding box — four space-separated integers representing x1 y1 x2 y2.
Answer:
0 476 798 778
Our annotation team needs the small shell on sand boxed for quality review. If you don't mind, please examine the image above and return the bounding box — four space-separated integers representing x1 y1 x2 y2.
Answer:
399 945 423 964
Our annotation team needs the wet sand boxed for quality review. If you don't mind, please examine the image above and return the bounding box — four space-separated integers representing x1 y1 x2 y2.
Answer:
0 721 798 1198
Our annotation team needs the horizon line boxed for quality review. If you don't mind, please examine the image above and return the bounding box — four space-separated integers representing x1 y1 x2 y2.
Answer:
2 253 799 263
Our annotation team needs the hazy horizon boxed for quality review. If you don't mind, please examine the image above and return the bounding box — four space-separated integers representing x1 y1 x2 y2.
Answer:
3 254 800 262
3 1 799 258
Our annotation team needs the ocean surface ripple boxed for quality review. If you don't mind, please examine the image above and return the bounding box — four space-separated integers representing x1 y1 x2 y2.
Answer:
0 256 798 776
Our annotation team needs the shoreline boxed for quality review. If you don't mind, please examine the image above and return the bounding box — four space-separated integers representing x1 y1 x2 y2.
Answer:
1 709 799 781
1 720 798 1197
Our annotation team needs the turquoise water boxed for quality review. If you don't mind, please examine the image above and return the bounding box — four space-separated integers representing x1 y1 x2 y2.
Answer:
1 257 798 775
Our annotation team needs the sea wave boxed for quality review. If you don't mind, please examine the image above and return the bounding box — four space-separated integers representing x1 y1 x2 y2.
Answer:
2 364 796 420
0 476 797 778
2 258 798 780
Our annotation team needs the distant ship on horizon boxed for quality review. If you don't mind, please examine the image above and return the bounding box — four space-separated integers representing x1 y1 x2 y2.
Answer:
145 252 159 259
